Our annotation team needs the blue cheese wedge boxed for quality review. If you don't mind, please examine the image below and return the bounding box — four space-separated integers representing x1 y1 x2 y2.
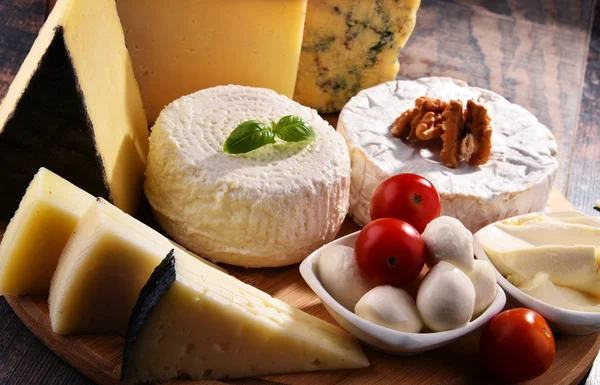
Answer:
294 0 421 113
144 85 351 267
49 201 368 381
338 77 559 232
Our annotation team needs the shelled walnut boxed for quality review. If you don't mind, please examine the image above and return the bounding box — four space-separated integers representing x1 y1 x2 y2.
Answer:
391 97 492 168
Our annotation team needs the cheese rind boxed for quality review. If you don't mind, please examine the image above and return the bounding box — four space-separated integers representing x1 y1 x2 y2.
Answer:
338 77 559 232
145 85 351 267
0 168 94 295
0 0 148 219
294 0 421 113
117 0 307 122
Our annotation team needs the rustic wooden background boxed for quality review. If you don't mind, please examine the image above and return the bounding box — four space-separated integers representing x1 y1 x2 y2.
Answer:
0 0 599 384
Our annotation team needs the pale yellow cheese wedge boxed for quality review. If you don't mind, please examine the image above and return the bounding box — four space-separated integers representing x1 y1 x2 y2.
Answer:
116 0 308 122
0 168 220 296
0 0 148 217
49 200 368 380
514 273 600 312
0 168 94 295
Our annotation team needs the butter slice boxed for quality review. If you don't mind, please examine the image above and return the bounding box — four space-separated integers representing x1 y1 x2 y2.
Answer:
49 201 368 380
515 274 600 313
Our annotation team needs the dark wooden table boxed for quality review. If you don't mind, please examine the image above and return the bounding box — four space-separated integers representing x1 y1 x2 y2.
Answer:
0 0 599 384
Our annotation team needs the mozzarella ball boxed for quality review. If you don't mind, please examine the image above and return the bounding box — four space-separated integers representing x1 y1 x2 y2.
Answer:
355 286 423 333
416 261 476 332
468 260 498 318
318 245 375 310
422 216 474 273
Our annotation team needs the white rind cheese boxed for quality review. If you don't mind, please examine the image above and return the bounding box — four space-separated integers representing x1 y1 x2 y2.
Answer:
338 77 559 232
145 85 351 267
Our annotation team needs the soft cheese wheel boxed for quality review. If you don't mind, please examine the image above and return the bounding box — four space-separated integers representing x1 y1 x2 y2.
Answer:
338 77 559 232
145 85 350 267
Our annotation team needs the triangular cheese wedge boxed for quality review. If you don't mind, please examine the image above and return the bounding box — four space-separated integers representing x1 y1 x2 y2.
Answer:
0 0 148 219
49 199 369 379
0 168 219 295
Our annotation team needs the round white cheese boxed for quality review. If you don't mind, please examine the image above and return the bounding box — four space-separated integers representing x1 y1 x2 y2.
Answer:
337 77 559 232
145 85 351 267
355 286 422 333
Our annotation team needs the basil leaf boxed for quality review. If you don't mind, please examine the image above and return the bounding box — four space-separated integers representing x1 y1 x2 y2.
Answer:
223 120 275 154
272 115 316 142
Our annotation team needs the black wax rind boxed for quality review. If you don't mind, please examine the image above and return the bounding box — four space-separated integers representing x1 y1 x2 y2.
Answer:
0 27 113 220
121 249 176 380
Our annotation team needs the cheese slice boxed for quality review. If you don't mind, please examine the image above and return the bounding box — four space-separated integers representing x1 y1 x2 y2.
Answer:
0 0 149 219
294 0 421 113
338 77 559 232
144 86 350 267
0 168 219 296
116 0 308 122
0 168 94 295
49 202 368 380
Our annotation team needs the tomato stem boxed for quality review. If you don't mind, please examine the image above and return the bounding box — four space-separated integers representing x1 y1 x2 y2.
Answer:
412 193 422 205
388 256 397 267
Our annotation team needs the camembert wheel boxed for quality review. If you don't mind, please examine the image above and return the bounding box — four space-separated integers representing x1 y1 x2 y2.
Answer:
338 77 559 232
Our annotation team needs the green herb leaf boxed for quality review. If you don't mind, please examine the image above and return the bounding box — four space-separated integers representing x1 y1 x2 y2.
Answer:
223 120 276 154
272 115 316 142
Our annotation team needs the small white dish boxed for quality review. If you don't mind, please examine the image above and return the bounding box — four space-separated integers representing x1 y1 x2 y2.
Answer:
474 238 600 336
299 231 506 354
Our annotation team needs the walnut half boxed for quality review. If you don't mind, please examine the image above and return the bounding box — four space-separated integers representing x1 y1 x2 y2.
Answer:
392 97 493 169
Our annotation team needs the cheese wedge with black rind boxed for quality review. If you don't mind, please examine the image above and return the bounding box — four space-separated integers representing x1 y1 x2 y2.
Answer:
121 250 176 380
0 168 220 296
0 0 148 219
49 200 368 380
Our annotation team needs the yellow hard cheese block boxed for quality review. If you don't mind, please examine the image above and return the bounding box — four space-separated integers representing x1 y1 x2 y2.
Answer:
116 0 308 122
294 0 421 113
0 168 94 295
50 201 368 380
0 0 148 219
0 168 220 296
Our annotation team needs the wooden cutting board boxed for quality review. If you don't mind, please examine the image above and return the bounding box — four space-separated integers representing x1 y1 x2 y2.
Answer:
5 189 600 385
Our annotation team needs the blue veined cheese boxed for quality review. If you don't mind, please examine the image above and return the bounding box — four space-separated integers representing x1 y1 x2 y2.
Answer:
294 0 421 113
144 85 351 267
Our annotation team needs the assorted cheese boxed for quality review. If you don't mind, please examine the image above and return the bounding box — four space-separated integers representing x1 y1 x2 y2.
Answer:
294 0 421 113
0 168 94 295
144 85 351 267
475 212 600 312
0 168 219 297
0 0 148 219
116 0 308 122
338 77 559 233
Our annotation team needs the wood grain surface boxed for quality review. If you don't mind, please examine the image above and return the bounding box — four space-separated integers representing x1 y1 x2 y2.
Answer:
0 0 599 384
5 190 600 385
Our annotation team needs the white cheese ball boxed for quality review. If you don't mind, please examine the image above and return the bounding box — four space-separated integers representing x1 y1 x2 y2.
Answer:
468 260 498 318
145 85 351 267
317 245 374 310
422 216 474 273
355 286 422 333
416 261 476 332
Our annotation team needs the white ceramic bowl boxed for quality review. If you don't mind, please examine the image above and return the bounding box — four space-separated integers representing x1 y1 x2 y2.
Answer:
299 231 506 354
474 238 600 335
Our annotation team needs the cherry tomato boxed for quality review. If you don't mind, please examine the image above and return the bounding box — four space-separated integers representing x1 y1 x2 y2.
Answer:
370 174 441 233
354 218 425 286
480 308 555 383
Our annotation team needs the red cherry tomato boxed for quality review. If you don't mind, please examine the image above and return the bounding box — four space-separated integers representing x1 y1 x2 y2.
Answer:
480 308 555 384
354 218 425 286
370 173 441 233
